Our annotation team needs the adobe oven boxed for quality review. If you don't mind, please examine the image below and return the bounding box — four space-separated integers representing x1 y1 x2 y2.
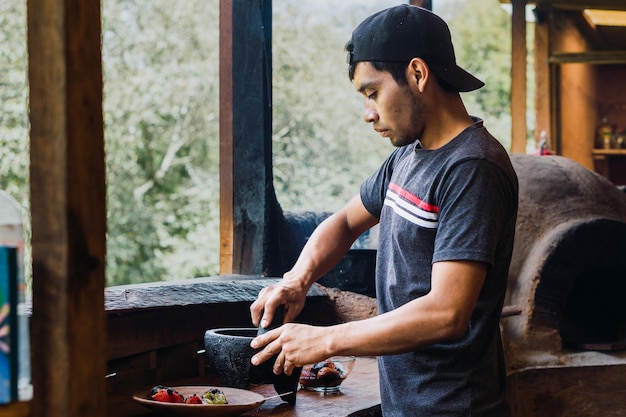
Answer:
503 154 626 417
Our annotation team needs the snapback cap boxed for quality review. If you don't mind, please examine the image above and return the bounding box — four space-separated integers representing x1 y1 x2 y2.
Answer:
345 4 484 92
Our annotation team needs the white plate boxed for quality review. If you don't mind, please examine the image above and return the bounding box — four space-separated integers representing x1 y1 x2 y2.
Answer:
133 386 265 416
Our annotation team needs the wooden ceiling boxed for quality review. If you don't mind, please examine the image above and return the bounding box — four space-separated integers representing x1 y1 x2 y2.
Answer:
546 1 626 50
542 0 626 11
502 0 626 50
502 0 626 11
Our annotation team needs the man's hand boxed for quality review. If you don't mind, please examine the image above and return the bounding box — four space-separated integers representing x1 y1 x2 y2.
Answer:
250 279 309 329
250 323 332 376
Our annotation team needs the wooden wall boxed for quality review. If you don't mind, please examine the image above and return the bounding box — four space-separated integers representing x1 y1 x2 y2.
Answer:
550 12 597 169
559 63 597 169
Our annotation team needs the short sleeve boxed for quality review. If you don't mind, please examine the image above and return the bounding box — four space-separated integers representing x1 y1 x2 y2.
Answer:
432 159 517 265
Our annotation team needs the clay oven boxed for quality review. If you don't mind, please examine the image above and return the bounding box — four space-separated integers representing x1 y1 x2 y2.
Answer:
503 154 626 416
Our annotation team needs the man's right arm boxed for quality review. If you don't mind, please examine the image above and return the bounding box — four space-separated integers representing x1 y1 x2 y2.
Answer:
250 194 378 327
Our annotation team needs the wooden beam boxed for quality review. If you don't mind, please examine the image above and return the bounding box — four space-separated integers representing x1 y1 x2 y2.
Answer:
219 0 277 276
409 0 432 10
511 0 528 153
533 16 553 151
549 63 561 154
27 0 107 416
219 1 234 274
549 51 626 64
500 0 626 12
540 0 626 11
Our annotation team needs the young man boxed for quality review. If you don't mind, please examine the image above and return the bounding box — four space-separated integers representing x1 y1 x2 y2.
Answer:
250 5 518 416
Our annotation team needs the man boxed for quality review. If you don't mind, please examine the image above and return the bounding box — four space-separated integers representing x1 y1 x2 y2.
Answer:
250 5 518 416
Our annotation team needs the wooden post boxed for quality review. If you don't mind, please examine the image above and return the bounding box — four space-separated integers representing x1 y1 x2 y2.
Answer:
409 0 432 10
534 9 553 151
219 0 277 276
27 0 107 416
219 0 235 275
511 0 528 153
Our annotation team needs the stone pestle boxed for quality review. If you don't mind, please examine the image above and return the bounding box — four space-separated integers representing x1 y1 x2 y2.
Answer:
256 305 302 405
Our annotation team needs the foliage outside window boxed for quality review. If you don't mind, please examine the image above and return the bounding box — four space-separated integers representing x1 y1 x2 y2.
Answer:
102 0 220 285
0 0 519 288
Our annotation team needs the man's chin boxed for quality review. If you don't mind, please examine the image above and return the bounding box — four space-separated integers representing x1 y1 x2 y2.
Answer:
390 137 414 148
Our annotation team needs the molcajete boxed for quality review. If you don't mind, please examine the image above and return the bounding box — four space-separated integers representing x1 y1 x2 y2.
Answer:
204 328 301 404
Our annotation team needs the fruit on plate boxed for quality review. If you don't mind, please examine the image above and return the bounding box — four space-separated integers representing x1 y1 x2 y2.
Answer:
147 385 185 403
147 385 228 404
185 394 204 404
202 388 228 404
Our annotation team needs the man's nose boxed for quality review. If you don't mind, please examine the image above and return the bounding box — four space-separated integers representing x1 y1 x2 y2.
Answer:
363 106 378 123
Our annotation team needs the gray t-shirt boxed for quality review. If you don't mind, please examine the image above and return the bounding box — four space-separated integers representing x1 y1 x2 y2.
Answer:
360 119 518 417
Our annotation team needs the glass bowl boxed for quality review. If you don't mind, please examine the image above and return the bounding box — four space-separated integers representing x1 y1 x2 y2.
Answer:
298 356 356 394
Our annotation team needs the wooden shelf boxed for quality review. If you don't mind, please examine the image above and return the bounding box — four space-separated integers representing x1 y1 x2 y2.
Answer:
592 149 626 156
0 401 31 417
550 51 626 65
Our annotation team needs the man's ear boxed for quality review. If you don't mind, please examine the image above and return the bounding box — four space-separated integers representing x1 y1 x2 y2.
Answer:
408 58 429 92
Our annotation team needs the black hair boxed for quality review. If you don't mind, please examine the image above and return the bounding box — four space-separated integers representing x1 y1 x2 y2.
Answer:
348 61 409 85
348 60 458 92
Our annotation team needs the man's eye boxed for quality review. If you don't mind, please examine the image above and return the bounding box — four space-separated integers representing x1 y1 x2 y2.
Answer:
367 92 377 100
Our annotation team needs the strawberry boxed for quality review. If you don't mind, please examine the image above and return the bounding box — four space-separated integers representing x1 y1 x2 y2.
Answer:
185 394 203 404
148 385 185 403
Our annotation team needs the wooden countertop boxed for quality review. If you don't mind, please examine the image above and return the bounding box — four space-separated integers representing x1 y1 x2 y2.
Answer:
244 357 380 416
115 357 380 417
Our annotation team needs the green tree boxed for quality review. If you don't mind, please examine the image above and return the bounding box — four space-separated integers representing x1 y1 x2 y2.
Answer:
0 0 516 287
448 0 514 148
0 1 29 213
271 0 515 210
272 1 398 213
0 1 31 287
102 0 221 285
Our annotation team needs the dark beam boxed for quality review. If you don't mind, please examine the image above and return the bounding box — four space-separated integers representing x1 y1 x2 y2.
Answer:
409 0 432 10
27 0 107 416
219 0 278 276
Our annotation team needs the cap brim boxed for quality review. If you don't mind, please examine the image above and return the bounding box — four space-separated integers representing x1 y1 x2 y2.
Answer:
430 64 484 92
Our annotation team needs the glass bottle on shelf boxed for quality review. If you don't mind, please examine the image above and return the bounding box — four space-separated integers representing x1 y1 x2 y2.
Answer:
615 128 625 149
597 116 613 149
534 131 553 155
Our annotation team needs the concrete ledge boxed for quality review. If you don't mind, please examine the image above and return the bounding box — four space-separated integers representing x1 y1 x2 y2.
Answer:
104 276 338 362
104 275 329 312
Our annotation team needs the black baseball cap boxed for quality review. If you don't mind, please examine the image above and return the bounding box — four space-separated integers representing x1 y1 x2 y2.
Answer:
345 4 484 92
